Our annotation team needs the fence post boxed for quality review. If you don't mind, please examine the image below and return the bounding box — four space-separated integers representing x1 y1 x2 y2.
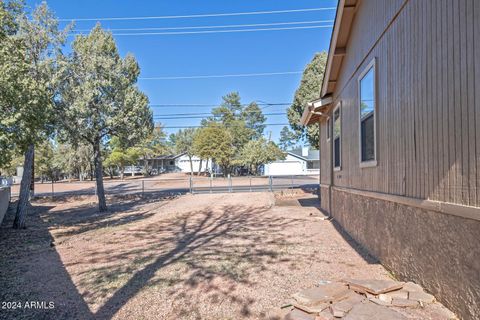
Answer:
210 176 213 194
291 175 294 189
189 176 193 194
228 174 232 193
51 180 54 199
142 180 145 197
250 176 252 192
269 176 273 192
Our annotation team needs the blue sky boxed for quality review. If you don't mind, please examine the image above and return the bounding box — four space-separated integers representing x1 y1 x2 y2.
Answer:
26 0 336 143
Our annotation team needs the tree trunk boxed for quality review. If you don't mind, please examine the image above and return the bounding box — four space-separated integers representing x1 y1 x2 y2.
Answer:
144 159 150 177
90 161 94 181
93 141 107 212
14 144 34 229
188 155 193 176
197 159 203 176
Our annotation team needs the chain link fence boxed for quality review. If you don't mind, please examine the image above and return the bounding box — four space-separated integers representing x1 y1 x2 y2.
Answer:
8 175 319 198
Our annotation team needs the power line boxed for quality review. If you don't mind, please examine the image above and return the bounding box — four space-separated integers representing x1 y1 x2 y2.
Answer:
141 72 302 81
72 20 334 32
153 112 286 120
161 123 289 129
149 103 291 107
151 110 287 116
80 25 332 36
60 7 337 22
154 112 219 116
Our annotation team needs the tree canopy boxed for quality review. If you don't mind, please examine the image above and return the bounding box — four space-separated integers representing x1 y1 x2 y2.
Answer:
238 138 284 175
242 102 266 140
279 126 298 151
0 1 65 168
200 91 269 173
0 1 70 228
193 124 235 175
287 51 327 147
57 25 153 211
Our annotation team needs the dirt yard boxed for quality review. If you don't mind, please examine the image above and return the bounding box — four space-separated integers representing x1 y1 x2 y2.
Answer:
0 192 455 320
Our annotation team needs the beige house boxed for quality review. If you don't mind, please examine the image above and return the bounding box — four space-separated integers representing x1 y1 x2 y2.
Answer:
301 1 480 319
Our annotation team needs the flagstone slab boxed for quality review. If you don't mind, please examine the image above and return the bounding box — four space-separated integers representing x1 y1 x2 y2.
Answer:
344 302 407 320
346 279 405 295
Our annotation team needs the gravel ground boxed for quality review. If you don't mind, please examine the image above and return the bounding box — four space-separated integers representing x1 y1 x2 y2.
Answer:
0 192 455 319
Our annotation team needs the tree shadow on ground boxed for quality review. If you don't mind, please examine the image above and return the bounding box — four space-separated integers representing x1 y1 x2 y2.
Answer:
1 192 381 320
2 195 302 319
41 194 178 238
0 202 94 320
85 203 300 319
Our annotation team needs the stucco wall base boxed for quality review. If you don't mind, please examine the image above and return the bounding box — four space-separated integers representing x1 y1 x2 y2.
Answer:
319 185 330 214
332 189 479 320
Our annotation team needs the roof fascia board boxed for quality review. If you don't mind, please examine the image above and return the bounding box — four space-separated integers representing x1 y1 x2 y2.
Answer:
321 0 345 98
173 152 187 159
312 95 333 109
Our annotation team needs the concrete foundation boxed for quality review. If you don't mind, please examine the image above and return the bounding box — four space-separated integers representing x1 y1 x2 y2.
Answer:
329 189 479 320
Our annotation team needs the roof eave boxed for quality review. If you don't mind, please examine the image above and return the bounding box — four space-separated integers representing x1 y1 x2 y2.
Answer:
286 152 309 161
300 95 334 126
321 0 346 98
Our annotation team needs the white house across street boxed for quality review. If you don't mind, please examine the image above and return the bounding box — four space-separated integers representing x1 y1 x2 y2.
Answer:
263 147 319 176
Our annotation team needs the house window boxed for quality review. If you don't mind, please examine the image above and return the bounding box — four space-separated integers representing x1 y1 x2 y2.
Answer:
359 59 377 166
326 118 331 141
333 104 341 170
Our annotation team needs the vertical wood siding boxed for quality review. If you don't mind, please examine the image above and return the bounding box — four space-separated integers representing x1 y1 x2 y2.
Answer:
322 0 480 207
319 120 331 185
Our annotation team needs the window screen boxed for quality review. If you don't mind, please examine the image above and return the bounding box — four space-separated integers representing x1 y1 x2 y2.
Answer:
359 66 375 162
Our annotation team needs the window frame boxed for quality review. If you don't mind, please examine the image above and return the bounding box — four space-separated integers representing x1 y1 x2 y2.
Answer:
333 102 342 171
357 58 378 168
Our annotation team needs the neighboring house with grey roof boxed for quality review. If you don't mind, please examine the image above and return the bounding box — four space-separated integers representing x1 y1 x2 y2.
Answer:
133 152 214 175
263 147 319 176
